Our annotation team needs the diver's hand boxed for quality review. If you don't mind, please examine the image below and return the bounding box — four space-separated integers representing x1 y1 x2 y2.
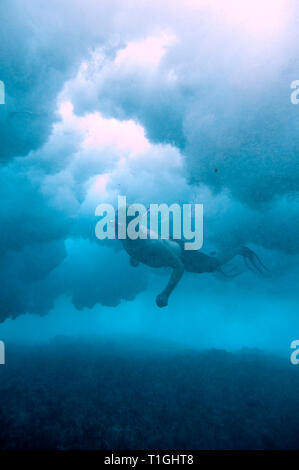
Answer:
156 293 168 308
130 257 139 267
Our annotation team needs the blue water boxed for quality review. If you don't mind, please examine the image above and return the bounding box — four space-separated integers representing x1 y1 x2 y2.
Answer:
0 0 299 449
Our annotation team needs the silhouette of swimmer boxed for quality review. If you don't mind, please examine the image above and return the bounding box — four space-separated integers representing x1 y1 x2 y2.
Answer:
115 211 268 308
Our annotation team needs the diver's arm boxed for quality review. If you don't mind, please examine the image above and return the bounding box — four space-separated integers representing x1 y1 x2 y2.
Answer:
156 245 184 308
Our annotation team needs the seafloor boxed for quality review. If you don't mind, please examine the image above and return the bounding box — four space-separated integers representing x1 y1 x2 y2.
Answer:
0 338 298 450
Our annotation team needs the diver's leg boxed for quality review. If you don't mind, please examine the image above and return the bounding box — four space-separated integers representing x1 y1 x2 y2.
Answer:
217 246 269 275
181 249 220 273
